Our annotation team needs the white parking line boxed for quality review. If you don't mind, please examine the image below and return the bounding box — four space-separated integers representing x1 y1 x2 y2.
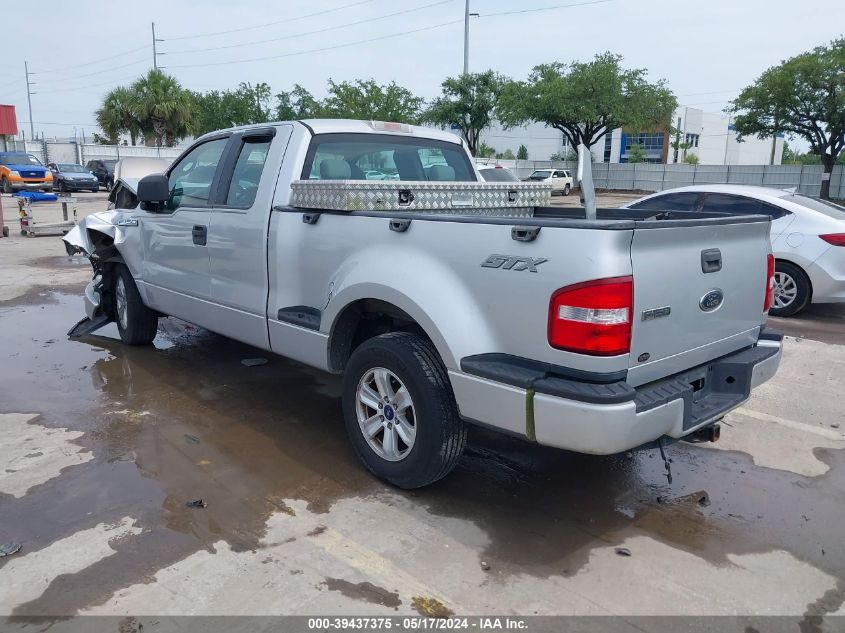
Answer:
732 407 845 441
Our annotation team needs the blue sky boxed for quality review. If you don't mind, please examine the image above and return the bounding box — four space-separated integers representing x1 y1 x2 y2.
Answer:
0 0 842 143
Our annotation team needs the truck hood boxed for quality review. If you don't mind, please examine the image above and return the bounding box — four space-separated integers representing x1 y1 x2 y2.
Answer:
62 210 131 256
6 164 47 176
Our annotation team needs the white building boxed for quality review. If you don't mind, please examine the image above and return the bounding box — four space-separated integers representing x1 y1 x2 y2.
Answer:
667 107 784 165
478 107 784 165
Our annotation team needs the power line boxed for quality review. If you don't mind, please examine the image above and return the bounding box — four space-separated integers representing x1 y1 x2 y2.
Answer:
166 0 454 55
168 18 464 69
32 57 149 84
165 0 378 41
478 0 613 18
35 73 144 95
31 44 148 75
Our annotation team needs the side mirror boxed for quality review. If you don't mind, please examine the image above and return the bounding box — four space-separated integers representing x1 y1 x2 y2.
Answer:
138 173 169 212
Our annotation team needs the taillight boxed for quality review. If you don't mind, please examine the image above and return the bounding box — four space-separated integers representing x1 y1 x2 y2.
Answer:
764 254 775 312
548 276 633 356
819 233 845 246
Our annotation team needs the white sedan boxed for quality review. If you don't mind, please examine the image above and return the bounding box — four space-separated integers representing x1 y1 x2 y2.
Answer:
624 184 845 316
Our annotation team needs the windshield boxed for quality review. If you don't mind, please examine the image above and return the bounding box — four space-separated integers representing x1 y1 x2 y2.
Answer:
103 160 118 168
58 164 86 173
479 167 518 182
788 195 845 220
529 170 551 179
0 154 42 166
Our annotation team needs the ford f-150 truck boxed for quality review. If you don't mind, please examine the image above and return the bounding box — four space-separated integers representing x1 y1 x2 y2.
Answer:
64 119 782 488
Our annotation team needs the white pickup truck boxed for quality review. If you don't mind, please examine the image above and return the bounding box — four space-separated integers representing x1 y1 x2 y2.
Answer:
64 120 782 488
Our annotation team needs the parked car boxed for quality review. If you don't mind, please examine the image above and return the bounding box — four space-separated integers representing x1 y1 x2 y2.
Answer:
85 159 118 191
475 163 518 182
0 152 53 193
524 168 573 195
624 185 845 316
63 120 781 488
47 163 100 193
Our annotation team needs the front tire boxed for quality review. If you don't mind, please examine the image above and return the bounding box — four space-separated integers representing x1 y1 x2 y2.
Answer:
1 177 11 194
563 184 571 196
342 332 466 489
113 265 159 344
769 261 811 317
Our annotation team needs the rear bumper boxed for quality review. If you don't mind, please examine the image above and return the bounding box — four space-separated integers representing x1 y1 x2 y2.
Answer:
806 247 845 304
451 331 782 454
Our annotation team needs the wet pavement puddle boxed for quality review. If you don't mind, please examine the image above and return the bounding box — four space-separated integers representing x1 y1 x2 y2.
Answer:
0 291 843 617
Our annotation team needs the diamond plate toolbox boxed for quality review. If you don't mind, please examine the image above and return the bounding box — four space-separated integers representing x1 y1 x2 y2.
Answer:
289 180 552 216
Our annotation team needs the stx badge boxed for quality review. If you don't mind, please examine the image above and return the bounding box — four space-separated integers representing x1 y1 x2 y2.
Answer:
481 254 548 273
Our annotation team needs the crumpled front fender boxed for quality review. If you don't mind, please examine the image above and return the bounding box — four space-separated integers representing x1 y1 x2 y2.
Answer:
63 211 120 256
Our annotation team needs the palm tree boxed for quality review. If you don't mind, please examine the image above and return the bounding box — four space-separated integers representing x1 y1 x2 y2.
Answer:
130 69 195 147
96 86 142 145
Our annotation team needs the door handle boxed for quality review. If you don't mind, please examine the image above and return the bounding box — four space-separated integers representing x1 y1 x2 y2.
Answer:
192 225 207 246
701 248 722 273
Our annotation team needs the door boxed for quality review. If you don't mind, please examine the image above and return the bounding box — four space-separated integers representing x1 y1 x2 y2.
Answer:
139 136 229 318
552 170 567 191
205 126 292 348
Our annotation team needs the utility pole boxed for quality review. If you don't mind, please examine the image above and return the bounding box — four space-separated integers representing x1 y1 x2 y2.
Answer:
462 0 478 74
152 22 165 70
24 61 35 140
463 0 470 75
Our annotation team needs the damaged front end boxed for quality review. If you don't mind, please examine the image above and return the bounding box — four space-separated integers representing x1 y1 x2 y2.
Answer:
62 211 136 338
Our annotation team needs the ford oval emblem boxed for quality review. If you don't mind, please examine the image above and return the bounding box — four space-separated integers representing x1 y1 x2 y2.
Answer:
700 289 724 312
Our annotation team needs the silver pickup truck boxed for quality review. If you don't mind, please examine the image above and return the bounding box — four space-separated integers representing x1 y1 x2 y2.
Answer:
64 120 782 488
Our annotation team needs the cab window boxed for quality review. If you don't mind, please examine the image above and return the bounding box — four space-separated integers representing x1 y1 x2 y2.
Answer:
302 134 475 182
167 138 228 210
224 137 271 207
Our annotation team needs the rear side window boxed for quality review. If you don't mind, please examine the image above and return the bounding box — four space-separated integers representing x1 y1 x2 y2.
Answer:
629 192 701 212
699 193 789 218
479 167 518 182
302 134 475 182
224 137 271 207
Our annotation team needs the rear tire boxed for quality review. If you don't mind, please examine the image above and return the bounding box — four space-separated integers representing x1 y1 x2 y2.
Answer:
342 332 466 489
563 184 571 196
1 177 11 194
113 265 159 345
769 261 811 317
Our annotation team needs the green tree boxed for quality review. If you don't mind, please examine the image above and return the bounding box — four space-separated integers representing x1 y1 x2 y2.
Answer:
322 79 423 123
477 142 496 158
496 149 516 159
275 84 324 120
497 53 677 153
550 149 577 161
627 144 646 164
517 144 528 160
192 82 272 136
130 69 195 146
422 71 505 157
682 153 699 165
729 38 845 199
96 86 143 146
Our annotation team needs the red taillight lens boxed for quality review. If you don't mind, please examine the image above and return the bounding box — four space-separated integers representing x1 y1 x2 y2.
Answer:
548 276 633 356
764 254 775 312
819 233 845 247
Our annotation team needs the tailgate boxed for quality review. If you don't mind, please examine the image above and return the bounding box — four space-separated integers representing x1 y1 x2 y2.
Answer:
626 217 770 387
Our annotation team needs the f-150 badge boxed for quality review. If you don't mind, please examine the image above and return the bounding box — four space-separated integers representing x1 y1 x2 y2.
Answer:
481 254 548 273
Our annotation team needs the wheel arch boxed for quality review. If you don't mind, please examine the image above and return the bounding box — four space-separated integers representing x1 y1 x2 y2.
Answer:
774 256 814 301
